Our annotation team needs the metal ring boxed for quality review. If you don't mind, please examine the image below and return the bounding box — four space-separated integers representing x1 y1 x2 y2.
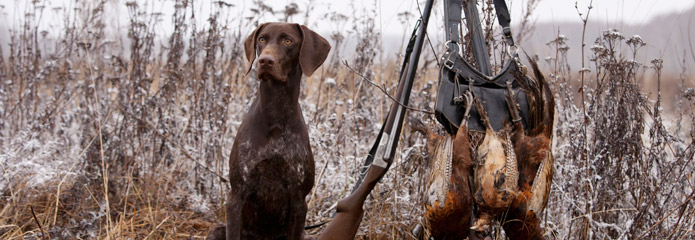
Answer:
506 45 519 58
444 40 460 52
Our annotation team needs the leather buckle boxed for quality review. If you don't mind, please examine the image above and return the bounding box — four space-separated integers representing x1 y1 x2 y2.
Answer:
443 54 455 70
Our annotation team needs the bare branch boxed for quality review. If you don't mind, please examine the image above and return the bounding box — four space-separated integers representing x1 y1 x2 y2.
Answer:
343 60 434 115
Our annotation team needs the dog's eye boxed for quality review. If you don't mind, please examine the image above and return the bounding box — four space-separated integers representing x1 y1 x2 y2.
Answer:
258 37 266 43
284 38 292 45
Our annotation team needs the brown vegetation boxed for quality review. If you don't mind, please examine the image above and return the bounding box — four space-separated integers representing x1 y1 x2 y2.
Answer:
0 0 694 239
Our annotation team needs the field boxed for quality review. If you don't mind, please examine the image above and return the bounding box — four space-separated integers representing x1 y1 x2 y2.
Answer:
1 0 694 239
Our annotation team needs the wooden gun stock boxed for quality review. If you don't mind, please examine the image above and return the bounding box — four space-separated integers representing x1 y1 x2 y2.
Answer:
318 165 386 240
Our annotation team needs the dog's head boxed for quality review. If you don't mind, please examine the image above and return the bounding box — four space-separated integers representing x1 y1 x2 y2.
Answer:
244 22 331 82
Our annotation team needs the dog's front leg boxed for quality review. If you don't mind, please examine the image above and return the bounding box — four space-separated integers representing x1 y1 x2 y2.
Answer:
225 189 243 240
287 193 308 240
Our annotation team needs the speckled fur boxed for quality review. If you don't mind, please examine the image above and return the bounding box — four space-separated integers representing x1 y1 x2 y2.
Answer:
206 22 330 240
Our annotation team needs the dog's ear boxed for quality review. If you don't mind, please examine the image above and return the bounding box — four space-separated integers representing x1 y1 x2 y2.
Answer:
297 24 331 76
244 23 267 74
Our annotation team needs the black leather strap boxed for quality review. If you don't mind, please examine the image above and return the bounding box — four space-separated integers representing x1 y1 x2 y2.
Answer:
444 0 517 68
443 0 463 52
493 0 515 46
444 0 515 47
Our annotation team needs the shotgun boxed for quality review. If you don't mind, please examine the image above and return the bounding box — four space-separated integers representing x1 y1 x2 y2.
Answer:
318 0 435 238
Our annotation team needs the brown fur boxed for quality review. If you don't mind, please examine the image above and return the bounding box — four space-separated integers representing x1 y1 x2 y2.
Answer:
207 22 330 240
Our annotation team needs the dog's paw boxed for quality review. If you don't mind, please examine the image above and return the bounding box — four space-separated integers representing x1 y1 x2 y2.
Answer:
205 224 226 240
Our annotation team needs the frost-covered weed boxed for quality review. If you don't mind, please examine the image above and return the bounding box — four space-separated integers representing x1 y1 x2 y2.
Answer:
544 29 695 239
1 1 693 240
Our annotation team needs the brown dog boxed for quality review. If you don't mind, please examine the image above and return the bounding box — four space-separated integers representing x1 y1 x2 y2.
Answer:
207 22 330 240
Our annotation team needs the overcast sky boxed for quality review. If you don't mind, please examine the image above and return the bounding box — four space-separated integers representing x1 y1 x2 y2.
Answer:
2 0 694 36
1 0 694 66
296 0 695 35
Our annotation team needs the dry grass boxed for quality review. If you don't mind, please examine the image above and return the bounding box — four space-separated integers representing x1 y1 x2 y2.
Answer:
1 0 694 239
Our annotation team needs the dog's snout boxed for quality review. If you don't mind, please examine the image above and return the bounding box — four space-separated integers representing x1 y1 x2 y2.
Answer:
258 54 275 68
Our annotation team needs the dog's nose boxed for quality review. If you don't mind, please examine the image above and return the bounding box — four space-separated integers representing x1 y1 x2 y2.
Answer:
258 54 275 68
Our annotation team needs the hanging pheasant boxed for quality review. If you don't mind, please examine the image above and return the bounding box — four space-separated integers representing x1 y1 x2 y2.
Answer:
500 58 556 239
469 91 520 232
420 58 555 239
418 92 475 239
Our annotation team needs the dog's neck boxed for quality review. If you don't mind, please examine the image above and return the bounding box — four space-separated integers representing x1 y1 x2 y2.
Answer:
257 65 303 123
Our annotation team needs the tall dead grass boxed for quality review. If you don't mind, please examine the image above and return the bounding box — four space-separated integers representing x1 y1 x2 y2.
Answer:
0 0 693 239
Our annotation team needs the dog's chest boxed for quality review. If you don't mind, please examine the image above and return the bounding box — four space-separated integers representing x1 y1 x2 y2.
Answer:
237 127 310 186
